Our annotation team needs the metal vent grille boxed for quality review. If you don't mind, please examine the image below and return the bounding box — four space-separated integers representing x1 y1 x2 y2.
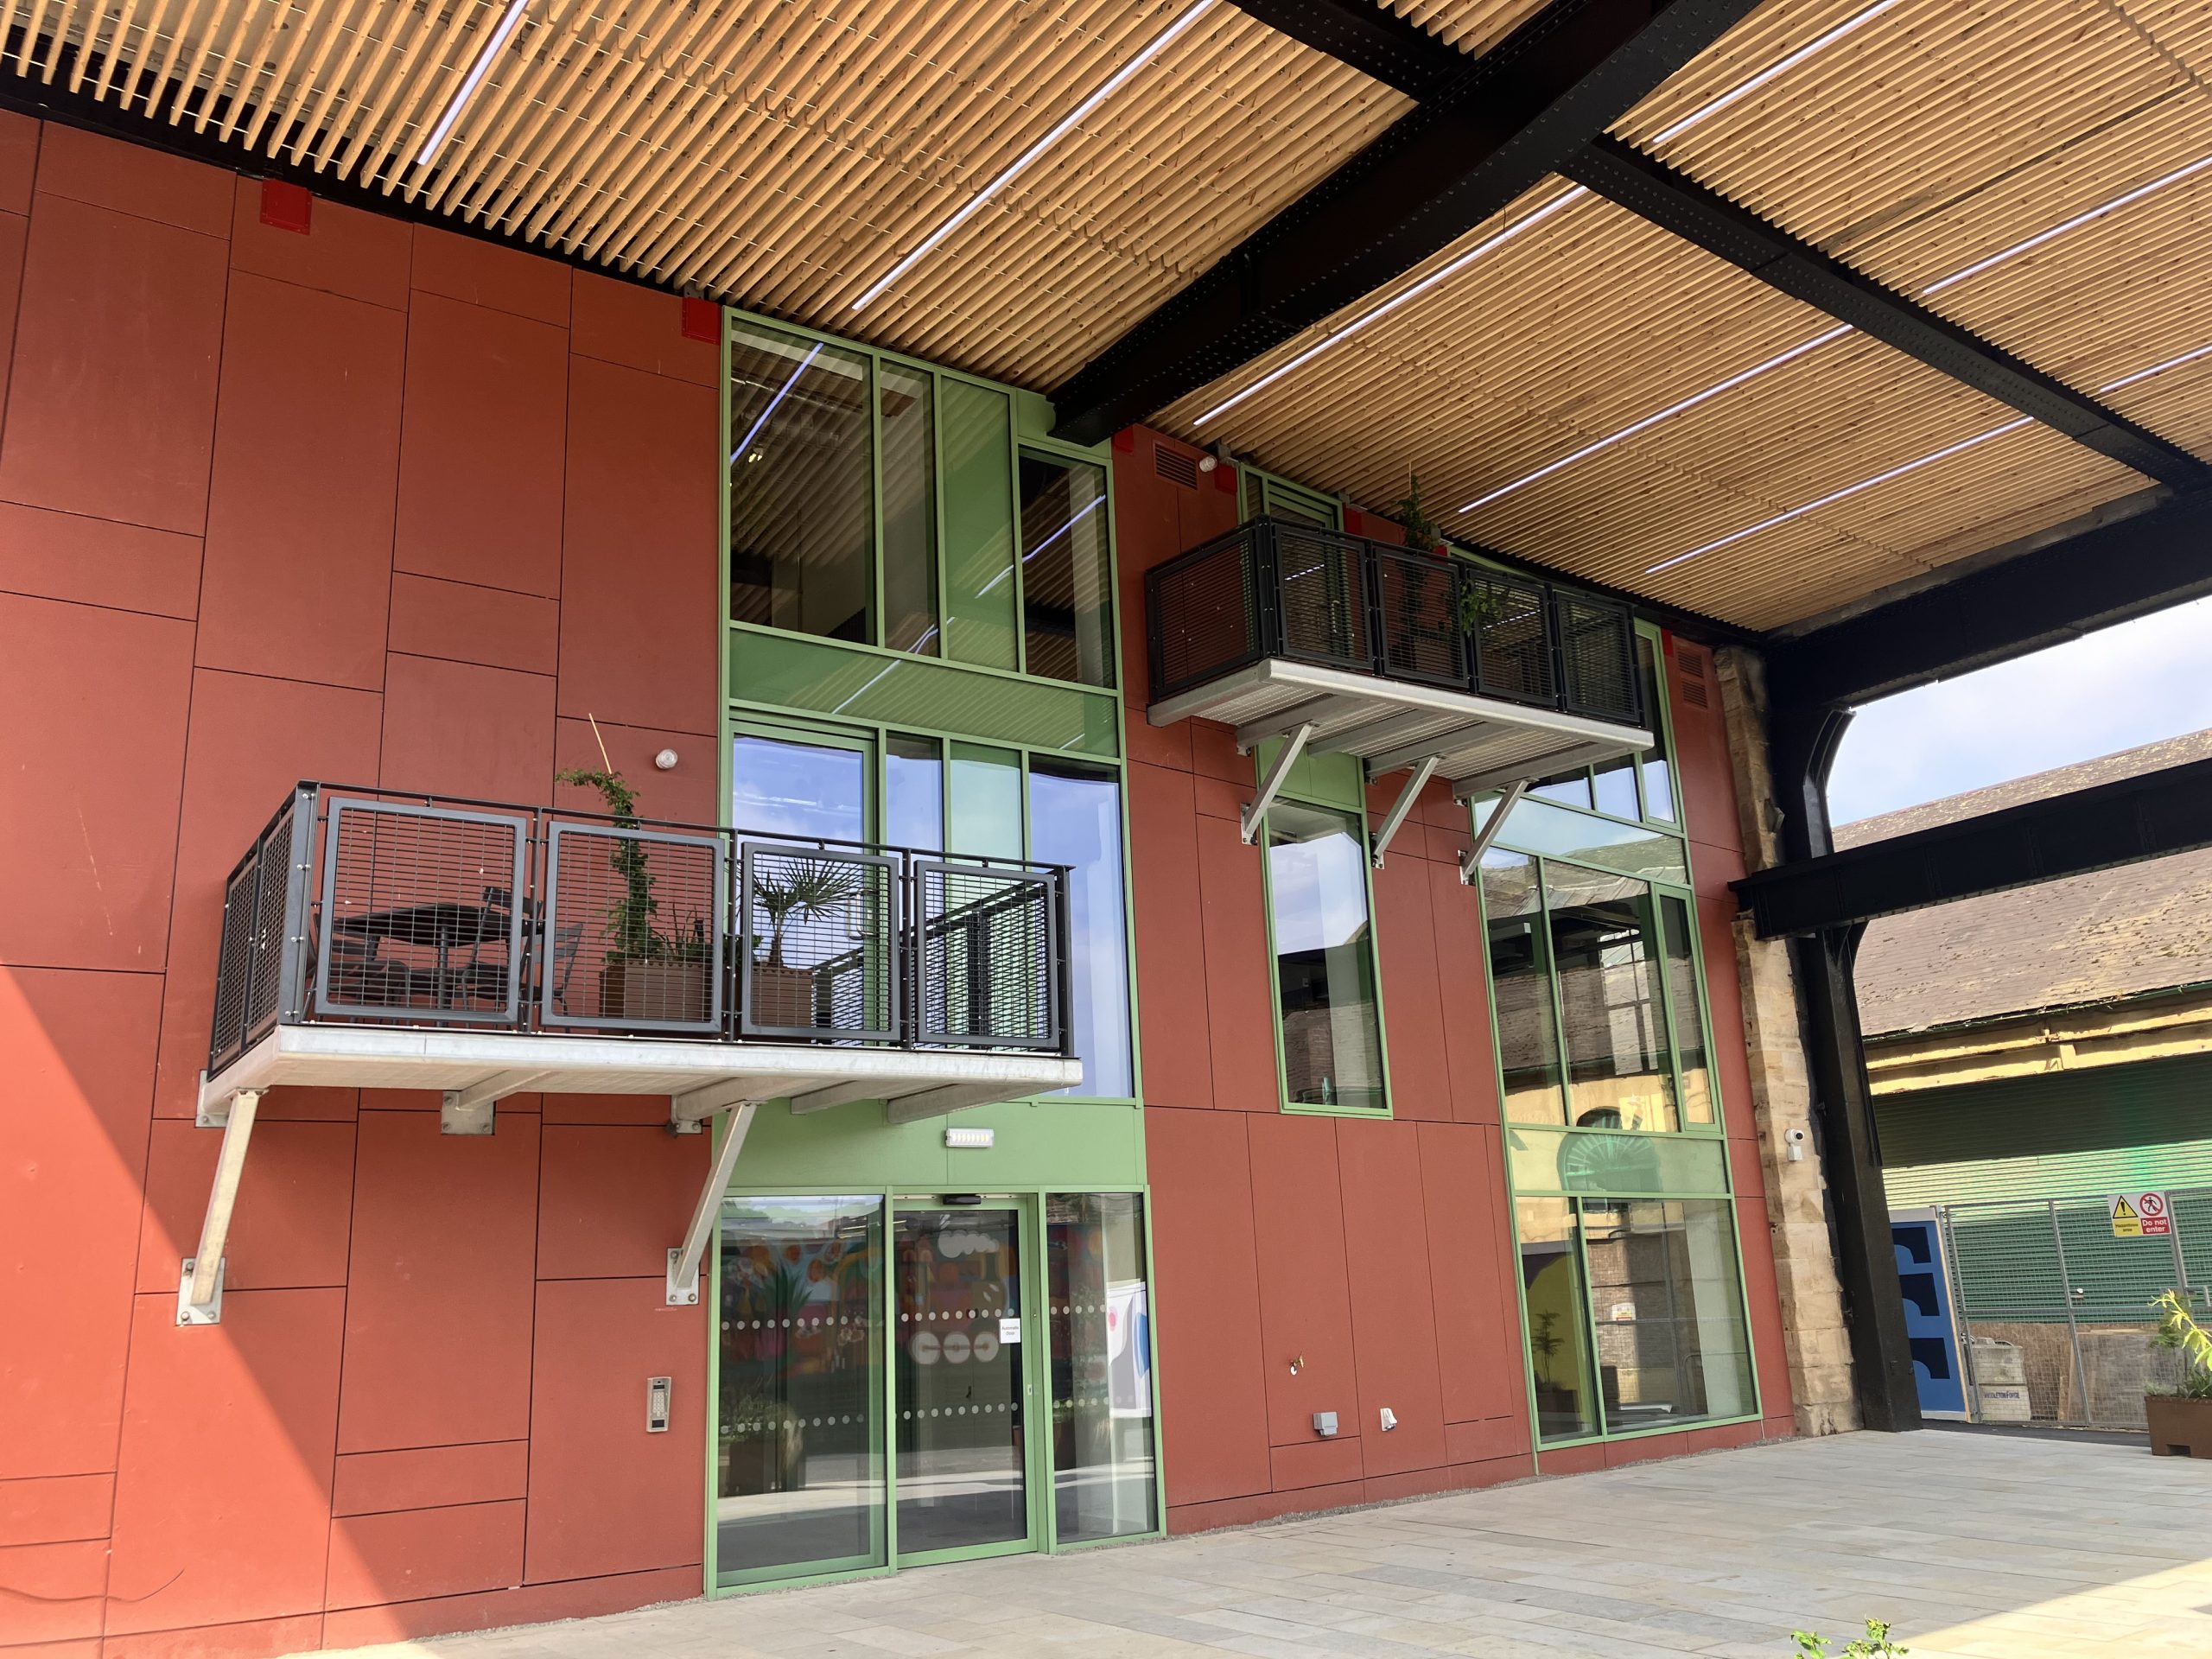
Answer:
1154 446 1199 488
1677 641 1712 709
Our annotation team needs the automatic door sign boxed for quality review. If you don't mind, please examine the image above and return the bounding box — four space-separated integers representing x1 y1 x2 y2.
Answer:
2109 1191 2173 1238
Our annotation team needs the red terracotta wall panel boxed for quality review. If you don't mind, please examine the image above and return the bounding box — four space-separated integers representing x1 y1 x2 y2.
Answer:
34 124 232 236
1418 1122 1528 1434
1268 1437 1363 1491
339 1112 540 1454
378 653 556 804
393 291 568 598
387 572 559 677
0 1473 113 1546
1371 853 1449 1122
557 355 717 735
136 1119 356 1293
1247 1115 1359 1447
0 207 24 423
0 966 160 1483
325 1500 525 1609
0 499 200 619
331 1442 529 1517
0 109 34 213
1127 760 1211 1109
195 271 404 691
411 225 569 327
523 1277 705 1583
0 192 225 531
320 1566 695 1649
0 1537 107 1643
569 271 716 386
106 1288 345 1634
1141 1108 1270 1506
1430 859 1502 1123
152 671 385 1120
1669 637 1741 864
537 1125 707 1280
553 718 716 825
0 593 192 969
1334 1119 1448 1477
228 179 410 311
1194 814 1276 1113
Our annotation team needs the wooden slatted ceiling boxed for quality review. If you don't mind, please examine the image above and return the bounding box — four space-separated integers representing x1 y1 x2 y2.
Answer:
2 0 1408 386
1380 0 1555 55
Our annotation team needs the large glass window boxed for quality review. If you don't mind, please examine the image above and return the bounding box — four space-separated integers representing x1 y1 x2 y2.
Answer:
880 364 938 656
716 1195 885 1585
1518 1198 1599 1442
728 321 874 644
1549 868 1678 1134
1046 1192 1155 1541
1266 799 1384 1112
1030 760 1132 1098
1482 850 1566 1125
1580 1198 1755 1433
1659 894 1715 1127
1019 453 1114 689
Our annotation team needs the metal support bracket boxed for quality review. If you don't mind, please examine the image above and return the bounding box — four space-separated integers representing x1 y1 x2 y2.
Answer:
179 1088 262 1325
1457 779 1529 885
441 1070 549 1135
666 1102 756 1306
1241 720 1316 845
1369 756 1439 868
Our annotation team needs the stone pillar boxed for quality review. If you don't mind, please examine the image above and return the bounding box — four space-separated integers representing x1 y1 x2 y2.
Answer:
1714 646 1861 1435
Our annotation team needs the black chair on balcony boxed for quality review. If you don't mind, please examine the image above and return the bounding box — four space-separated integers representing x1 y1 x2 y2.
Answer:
321 929 431 1009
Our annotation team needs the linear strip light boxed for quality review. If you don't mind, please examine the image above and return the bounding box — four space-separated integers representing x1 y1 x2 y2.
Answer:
415 0 530 168
1193 0 1899 429
852 0 1220 312
1193 188 1587 426
729 344 823 465
979 491 1109 594
1643 339 2212 575
1644 418 2034 574
1921 148 2212 295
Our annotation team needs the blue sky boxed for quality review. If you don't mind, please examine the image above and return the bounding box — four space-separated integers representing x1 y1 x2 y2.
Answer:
1827 594 2212 824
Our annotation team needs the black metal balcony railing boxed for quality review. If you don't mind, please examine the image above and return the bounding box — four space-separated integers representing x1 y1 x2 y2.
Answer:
207 784 1073 1079
1146 517 1644 728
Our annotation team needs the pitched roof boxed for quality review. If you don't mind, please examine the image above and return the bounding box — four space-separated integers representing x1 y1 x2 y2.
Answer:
1840 730 2212 1037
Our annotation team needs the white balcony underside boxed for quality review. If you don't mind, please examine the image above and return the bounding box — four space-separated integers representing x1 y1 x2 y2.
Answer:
1147 658 1651 794
200 1022 1083 1123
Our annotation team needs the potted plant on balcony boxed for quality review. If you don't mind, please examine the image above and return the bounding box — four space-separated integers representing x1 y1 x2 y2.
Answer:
2146 1289 2212 1456
555 760 715 1023
1392 471 1444 556
746 856 865 1029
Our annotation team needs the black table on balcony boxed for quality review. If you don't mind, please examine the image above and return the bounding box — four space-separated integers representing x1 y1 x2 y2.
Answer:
330 902 512 1009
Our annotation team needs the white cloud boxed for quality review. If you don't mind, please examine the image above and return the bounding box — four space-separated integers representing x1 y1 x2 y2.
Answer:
1828 595 2212 824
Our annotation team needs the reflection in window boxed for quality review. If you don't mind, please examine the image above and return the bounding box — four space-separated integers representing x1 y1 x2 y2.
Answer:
1030 760 1132 1098
716 1195 884 1585
880 364 938 655
1518 1198 1599 1442
1660 895 1714 1125
731 732 866 843
1531 770 1594 810
948 741 1022 861
1267 800 1383 1110
1592 753 1639 819
1637 634 1675 823
1548 868 1678 1133
1481 850 1563 1125
1582 1198 1754 1430
1020 453 1114 687
1047 1192 1156 1541
886 733 943 852
728 320 873 644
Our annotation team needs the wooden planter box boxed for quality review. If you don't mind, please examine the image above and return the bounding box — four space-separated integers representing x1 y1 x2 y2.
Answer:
747 961 819 1030
2145 1393 2212 1457
600 958 710 1024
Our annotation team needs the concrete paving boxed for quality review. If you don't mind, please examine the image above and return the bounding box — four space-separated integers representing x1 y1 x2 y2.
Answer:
316 1431 2212 1658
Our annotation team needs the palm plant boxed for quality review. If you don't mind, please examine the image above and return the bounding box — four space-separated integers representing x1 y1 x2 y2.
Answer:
753 857 865 967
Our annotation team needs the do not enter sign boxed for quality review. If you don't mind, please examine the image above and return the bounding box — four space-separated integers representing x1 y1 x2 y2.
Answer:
2109 1191 2172 1238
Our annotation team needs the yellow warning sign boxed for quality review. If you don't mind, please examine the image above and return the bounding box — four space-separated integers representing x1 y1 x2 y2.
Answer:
2108 1191 2174 1237
2111 1195 2142 1237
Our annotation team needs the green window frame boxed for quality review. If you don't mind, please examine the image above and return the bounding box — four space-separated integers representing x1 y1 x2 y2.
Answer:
1255 747 1391 1117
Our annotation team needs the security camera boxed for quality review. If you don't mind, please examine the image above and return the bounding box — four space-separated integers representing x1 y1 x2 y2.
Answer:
1784 1127 1808 1143
1784 1125 1808 1163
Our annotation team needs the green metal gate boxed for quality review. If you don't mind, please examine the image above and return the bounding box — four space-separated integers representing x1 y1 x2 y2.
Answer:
1932 1186 2208 1428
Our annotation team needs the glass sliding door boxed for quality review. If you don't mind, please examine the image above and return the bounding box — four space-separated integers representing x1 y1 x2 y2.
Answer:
893 1206 1031 1559
1046 1192 1155 1542
1518 1197 1600 1443
715 1195 886 1586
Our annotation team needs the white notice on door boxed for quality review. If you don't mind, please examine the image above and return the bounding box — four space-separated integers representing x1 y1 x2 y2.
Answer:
1000 1317 1021 1344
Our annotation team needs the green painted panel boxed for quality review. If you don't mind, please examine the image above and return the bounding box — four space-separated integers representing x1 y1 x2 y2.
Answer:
1251 739 1364 811
1481 796 1689 885
728 626 1119 757
1508 1125 1729 1196
950 742 1022 860
727 1098 1145 1191
941 379 1017 671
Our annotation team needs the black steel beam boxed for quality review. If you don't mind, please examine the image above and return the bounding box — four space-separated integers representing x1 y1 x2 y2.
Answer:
1769 486 2212 709
1048 0 1767 446
1225 0 1469 99
1565 136 2212 489
1735 750 2212 939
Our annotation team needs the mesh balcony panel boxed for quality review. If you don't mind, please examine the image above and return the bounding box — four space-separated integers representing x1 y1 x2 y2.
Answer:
208 855 261 1070
243 803 296 1044
917 862 1057 1049
1469 573 1555 706
738 843 898 1042
1554 595 1642 725
546 823 726 1033
1376 548 1466 687
1274 525 1370 671
1151 529 1262 698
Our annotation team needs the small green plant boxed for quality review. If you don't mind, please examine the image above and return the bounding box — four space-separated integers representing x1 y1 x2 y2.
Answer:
1391 471 1440 551
2151 1289 2212 1399
556 755 711 965
751 858 865 966
1790 1618 1908 1656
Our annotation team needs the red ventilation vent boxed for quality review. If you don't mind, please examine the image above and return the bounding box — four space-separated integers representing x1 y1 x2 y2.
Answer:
1154 447 1198 488
1676 641 1712 709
